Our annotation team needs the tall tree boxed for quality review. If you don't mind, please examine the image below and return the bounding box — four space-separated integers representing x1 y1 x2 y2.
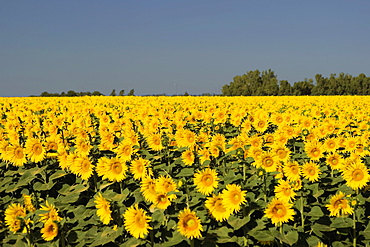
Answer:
119 89 125 96
127 89 135 96
110 89 116 96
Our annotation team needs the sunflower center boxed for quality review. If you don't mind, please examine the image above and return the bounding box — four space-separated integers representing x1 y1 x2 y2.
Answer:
154 138 160 145
291 166 298 174
277 150 287 159
184 217 197 230
33 144 42 155
309 168 316 175
136 164 144 173
232 192 241 203
214 200 227 212
264 158 273 167
135 214 146 228
82 160 90 172
202 175 213 186
112 163 122 174
312 148 320 157
15 147 24 159
328 142 335 149
334 199 346 209
331 158 338 165
273 204 286 217
48 143 58 150
353 169 364 181
123 146 132 156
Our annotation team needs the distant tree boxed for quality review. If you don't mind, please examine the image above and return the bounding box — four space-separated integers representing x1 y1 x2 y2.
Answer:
110 89 116 96
60 92 66 97
40 91 51 97
67 90 77 97
92 91 104 96
119 89 125 96
127 89 135 96
292 79 314 95
184 91 189 96
278 80 292 95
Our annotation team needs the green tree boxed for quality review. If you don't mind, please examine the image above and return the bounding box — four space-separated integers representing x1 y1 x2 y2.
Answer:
127 89 135 96
278 80 292 95
110 89 116 96
292 79 314 95
119 89 125 96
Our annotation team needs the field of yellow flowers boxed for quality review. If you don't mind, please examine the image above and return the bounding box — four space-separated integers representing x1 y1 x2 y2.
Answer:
1 95 370 247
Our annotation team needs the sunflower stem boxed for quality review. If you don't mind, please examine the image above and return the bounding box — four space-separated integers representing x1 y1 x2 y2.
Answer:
243 163 246 181
263 170 267 203
150 229 154 247
279 224 284 247
191 238 195 247
300 191 304 229
353 206 356 247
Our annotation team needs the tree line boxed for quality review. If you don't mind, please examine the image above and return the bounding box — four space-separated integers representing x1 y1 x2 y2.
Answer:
221 69 370 96
33 89 135 97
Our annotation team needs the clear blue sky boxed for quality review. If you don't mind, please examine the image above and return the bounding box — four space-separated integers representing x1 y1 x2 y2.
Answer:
1 0 370 96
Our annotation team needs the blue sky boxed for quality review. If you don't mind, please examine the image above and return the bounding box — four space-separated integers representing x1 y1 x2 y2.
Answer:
1 0 370 96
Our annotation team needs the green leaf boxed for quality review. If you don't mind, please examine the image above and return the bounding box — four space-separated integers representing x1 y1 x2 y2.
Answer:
175 167 194 177
249 229 275 242
152 209 165 223
161 231 186 247
49 169 67 180
283 230 298 246
307 206 324 218
360 222 370 240
330 217 353 228
227 215 250 230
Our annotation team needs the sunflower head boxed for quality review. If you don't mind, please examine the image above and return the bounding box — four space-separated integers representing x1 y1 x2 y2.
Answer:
177 208 203 239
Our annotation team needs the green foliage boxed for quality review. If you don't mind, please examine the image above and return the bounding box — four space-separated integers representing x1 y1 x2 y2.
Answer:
223 70 370 96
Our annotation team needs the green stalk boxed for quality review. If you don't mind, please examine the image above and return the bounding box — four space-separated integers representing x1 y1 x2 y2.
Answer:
353 206 356 247
300 192 304 228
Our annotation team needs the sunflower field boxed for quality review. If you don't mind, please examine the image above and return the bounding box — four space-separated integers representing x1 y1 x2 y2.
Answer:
1 95 370 247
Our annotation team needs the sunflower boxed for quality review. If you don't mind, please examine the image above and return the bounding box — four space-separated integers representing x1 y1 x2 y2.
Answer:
182 149 195 166
326 191 353 217
198 148 211 164
283 161 301 181
326 153 343 170
302 161 321 182
205 194 232 222
177 208 203 239
7 144 27 167
305 141 324 161
141 177 158 203
39 201 62 223
123 204 152 239
221 184 247 213
4 203 26 233
115 141 137 161
194 168 219 195
146 133 164 151
341 160 370 190
323 137 338 153
156 175 178 194
256 151 279 172
41 220 58 241
94 193 112 225
272 144 291 162
25 138 45 163
23 194 36 213
70 156 94 180
153 193 177 210
130 158 150 180
264 197 295 226
96 157 127 182
75 138 92 156
274 180 296 202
